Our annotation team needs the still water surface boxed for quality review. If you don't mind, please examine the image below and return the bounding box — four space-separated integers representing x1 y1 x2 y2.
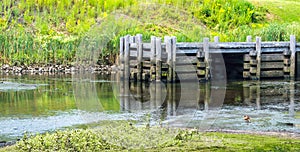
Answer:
0 73 299 141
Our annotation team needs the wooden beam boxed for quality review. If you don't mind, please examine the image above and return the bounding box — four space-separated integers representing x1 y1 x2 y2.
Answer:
261 54 284 61
256 37 262 79
290 35 296 79
261 62 284 69
156 38 162 81
246 35 252 42
136 34 143 81
214 36 219 43
204 37 210 80
172 36 177 82
119 37 124 80
124 35 130 81
261 70 284 77
150 36 156 81
165 36 173 82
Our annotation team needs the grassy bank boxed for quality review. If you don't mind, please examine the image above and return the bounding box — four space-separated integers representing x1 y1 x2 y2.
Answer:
0 0 300 66
0 122 299 151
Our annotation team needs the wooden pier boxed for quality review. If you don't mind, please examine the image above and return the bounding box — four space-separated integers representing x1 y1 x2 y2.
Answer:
119 34 300 82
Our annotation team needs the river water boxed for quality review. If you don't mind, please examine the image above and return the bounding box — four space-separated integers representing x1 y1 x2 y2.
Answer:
0 73 299 141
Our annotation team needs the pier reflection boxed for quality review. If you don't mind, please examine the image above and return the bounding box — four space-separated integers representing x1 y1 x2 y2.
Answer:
116 77 298 123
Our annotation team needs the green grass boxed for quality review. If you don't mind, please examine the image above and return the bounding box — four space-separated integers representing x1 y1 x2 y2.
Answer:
0 0 300 65
249 0 300 23
0 122 299 152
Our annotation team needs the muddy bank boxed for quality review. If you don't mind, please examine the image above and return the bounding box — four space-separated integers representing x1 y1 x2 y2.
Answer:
0 64 119 75
0 141 16 148
207 129 300 139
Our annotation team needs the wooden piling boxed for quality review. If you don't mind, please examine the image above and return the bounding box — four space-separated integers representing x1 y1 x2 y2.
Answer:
136 34 143 81
172 37 177 82
290 35 296 79
203 38 210 80
246 35 252 42
165 36 173 82
150 36 156 81
256 37 262 80
119 37 124 67
129 36 135 43
119 37 124 79
156 38 162 81
214 36 219 43
124 35 130 81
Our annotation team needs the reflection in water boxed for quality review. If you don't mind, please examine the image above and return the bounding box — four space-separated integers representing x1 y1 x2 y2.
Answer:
117 77 299 132
0 74 120 141
0 74 299 141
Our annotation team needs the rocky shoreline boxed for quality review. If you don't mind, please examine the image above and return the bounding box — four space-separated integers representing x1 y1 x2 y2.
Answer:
0 64 119 75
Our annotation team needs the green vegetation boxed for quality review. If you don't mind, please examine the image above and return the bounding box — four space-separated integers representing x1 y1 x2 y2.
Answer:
1 122 299 151
0 0 300 66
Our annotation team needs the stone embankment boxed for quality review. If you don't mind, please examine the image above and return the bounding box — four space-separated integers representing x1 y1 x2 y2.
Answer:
0 64 119 75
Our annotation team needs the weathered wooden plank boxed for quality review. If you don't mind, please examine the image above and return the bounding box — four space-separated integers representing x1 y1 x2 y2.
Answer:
119 37 124 67
136 34 143 81
124 35 130 80
177 49 199 55
130 50 167 59
176 42 203 49
256 37 262 79
204 38 210 80
130 48 290 58
176 42 258 49
176 65 197 72
131 42 298 53
214 36 219 43
290 35 296 78
176 56 198 64
129 36 135 43
261 62 284 69
261 54 284 61
261 70 284 77
172 37 177 82
247 36 252 42
150 36 156 81
156 38 162 81
165 36 173 82
244 63 250 70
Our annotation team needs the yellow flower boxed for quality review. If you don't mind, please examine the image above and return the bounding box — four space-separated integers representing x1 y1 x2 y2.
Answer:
219 8 225 13
103 12 108 18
